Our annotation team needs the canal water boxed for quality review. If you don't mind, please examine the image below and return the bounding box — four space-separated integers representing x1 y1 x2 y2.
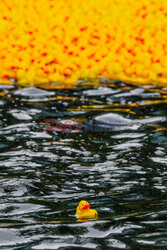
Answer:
0 80 167 249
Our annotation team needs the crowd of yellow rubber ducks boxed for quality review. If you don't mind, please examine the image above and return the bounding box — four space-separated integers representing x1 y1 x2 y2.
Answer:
0 0 167 87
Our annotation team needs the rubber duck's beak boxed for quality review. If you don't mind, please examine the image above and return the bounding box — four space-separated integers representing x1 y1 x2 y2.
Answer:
82 204 90 210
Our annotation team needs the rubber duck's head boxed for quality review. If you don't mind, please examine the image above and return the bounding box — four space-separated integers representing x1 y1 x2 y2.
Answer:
78 200 90 211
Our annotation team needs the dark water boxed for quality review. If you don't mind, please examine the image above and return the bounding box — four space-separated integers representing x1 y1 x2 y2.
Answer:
0 80 167 249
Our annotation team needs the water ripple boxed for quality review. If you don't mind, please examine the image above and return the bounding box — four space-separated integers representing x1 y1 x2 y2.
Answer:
0 81 167 249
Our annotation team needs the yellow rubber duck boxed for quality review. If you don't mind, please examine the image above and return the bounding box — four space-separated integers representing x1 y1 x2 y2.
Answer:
76 200 98 220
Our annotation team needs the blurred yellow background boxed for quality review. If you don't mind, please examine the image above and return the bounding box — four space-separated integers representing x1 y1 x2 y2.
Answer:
0 0 167 87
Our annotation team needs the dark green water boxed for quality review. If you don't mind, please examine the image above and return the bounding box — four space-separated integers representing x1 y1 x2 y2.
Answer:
0 80 167 249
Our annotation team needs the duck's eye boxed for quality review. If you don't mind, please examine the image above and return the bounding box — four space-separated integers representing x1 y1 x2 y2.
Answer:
82 204 84 206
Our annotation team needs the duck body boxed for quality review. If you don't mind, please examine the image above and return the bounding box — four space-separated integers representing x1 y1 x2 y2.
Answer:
76 200 98 219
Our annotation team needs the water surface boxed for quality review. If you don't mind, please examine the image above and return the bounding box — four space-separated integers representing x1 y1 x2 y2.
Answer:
0 80 167 249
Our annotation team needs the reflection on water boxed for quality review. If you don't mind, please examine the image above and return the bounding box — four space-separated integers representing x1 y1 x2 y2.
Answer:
0 80 167 249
